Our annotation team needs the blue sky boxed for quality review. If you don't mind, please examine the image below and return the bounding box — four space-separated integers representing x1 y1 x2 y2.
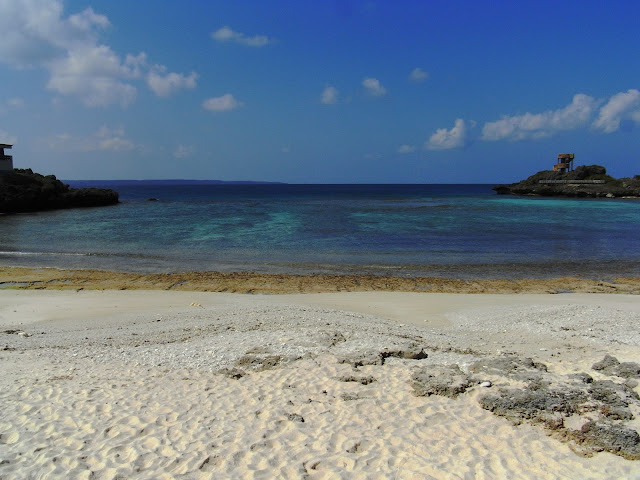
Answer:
1 0 639 183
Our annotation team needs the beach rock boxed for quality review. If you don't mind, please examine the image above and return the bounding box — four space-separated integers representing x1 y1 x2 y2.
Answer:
479 387 586 424
592 354 620 372
339 345 428 367
338 375 376 385
592 354 640 379
411 365 475 398
218 368 246 379
476 365 640 459
311 330 347 347
380 346 429 362
616 363 640 379
0 168 119 213
469 355 547 384
338 351 383 367
235 354 286 371
574 422 640 460
570 372 594 384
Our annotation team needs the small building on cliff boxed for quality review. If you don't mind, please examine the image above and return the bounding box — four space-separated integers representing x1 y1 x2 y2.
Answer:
554 153 574 172
0 144 13 174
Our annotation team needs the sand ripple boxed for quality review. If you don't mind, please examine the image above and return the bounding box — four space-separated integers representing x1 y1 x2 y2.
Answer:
2 291 640 479
1 355 639 479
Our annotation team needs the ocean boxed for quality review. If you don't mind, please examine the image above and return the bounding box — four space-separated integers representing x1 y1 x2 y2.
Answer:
1 182 639 279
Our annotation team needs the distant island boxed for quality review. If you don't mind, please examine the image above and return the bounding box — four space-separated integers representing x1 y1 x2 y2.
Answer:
493 154 640 198
66 179 286 187
0 169 119 214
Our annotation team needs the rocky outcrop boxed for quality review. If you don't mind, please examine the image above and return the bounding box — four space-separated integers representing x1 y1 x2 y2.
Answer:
409 353 640 460
493 165 640 198
0 169 119 213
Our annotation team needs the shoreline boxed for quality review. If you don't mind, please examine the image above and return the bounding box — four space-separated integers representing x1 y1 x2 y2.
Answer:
1 266 640 294
2 289 640 478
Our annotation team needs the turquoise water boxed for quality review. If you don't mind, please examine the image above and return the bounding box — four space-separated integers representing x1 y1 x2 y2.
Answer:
1 183 639 279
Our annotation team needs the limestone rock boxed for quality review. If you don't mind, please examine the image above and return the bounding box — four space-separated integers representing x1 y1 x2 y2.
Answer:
411 365 475 398
493 166 640 198
0 169 119 213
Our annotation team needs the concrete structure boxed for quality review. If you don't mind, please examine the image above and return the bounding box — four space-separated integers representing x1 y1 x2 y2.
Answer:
554 153 574 172
0 143 13 173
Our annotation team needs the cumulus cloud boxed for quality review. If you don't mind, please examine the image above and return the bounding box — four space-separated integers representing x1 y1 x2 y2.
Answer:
0 0 92 66
409 68 429 82
147 67 198 97
202 94 243 112
68 7 110 31
321 85 339 104
481 94 596 141
46 45 139 107
362 77 387 97
0 0 197 107
592 89 640 133
426 119 467 150
41 126 135 152
397 144 416 153
211 26 274 47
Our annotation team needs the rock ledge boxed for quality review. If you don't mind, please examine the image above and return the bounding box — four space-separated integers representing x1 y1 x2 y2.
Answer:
493 165 640 198
0 169 119 213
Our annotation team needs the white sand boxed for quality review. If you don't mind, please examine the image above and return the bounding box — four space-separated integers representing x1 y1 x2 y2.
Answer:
1 290 640 479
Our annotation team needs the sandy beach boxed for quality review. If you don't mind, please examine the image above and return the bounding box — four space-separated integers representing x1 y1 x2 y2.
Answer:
2 286 640 479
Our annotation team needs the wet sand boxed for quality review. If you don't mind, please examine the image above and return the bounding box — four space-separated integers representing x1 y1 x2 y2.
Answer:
2 266 640 294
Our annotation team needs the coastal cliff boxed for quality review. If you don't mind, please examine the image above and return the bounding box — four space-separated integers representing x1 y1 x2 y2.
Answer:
0 169 119 213
493 165 640 198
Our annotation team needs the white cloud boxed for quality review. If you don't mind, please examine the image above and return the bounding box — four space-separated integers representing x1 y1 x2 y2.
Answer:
147 67 198 97
321 85 339 104
67 7 110 31
0 0 197 107
409 68 428 82
40 125 135 152
0 0 84 66
0 129 18 144
91 126 135 151
202 94 243 112
211 26 274 47
397 144 416 153
173 144 194 159
46 44 139 107
592 89 640 133
362 77 387 97
481 94 596 141
426 119 467 150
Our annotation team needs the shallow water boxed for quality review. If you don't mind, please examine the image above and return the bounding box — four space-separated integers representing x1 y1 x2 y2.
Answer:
1 183 639 279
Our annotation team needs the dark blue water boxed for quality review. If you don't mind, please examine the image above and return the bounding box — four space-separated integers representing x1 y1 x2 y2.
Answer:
1 183 639 279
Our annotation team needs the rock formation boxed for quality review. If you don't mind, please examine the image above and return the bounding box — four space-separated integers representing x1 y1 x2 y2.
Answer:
0 169 119 213
493 165 640 198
